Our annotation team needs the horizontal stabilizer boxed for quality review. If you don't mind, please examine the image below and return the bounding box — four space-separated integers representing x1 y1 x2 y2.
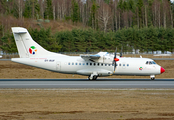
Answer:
13 31 27 34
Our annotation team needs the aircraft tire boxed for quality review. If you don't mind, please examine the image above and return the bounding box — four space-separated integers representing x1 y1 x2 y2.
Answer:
88 76 92 80
93 75 97 80
151 77 155 80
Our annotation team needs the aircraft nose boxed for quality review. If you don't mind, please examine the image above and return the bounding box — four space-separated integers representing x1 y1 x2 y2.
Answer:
160 67 165 74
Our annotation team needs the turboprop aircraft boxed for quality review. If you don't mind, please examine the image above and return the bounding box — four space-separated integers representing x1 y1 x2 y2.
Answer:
11 27 165 80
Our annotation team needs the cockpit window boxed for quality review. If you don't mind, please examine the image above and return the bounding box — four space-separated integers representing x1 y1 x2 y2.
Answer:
146 61 156 65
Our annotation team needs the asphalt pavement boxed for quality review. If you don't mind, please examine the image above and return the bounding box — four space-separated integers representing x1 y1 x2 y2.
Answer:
0 78 174 89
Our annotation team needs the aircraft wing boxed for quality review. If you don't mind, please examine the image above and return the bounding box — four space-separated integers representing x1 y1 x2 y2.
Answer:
80 52 108 62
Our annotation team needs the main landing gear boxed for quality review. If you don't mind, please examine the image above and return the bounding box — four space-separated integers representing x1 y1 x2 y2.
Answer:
88 72 98 80
88 75 98 80
150 75 155 80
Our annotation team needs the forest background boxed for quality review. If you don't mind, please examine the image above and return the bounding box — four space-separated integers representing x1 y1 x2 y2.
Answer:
0 0 174 53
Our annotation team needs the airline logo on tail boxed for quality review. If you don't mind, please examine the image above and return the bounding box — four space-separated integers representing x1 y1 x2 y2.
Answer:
29 46 37 55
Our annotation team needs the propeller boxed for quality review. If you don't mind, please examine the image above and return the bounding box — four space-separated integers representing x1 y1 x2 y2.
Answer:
113 47 118 72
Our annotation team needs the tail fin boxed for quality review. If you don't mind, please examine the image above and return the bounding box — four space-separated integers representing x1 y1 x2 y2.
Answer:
12 27 57 58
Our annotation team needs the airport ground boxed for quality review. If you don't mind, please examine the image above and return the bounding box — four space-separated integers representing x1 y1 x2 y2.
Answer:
0 89 174 120
0 60 174 120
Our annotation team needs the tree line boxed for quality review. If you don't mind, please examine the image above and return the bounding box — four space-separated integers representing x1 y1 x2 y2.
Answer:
0 0 174 53
0 0 174 32
1 27 174 53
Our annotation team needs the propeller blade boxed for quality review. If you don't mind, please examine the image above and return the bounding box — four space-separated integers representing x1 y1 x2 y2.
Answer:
113 47 117 72
114 61 116 72
114 47 117 58
120 46 123 57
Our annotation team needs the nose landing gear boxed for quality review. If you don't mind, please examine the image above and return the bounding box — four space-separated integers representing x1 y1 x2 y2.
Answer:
150 75 155 80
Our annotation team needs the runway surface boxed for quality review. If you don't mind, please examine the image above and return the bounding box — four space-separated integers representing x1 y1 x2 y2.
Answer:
0 78 174 89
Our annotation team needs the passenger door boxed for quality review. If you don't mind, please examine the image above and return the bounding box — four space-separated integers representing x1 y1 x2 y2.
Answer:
56 61 61 70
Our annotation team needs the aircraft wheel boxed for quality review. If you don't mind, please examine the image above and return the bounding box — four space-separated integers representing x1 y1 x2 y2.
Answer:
93 75 97 80
150 75 155 80
88 76 91 80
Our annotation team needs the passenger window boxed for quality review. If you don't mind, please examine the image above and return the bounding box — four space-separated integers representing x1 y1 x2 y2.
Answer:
108 64 110 66
98 63 100 66
146 61 148 64
101 63 103 66
75 63 78 65
86 63 88 65
105 64 107 66
123 64 125 66
119 64 121 66
94 63 96 66
127 64 129 66
68 63 70 65
83 63 85 65
90 63 92 66
79 63 81 65
72 63 74 65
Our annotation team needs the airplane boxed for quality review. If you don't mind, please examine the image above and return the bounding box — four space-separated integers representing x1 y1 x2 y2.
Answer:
11 27 165 80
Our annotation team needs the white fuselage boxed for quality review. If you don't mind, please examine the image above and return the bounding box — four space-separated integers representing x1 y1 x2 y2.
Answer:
12 55 161 77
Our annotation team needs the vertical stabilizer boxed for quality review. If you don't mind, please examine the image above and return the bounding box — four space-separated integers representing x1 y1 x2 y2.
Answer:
12 27 57 58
